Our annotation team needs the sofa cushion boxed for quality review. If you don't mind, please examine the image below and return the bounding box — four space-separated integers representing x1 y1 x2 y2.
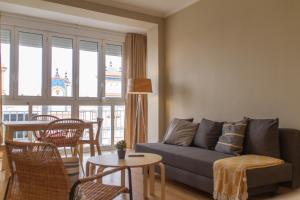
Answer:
163 118 199 146
244 118 280 158
193 118 223 150
215 119 248 155
247 163 292 188
136 143 233 178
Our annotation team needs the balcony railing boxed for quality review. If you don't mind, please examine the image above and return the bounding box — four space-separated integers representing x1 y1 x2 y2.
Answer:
2 105 125 146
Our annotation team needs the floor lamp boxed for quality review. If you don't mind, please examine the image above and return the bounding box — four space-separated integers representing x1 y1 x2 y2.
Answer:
127 78 152 147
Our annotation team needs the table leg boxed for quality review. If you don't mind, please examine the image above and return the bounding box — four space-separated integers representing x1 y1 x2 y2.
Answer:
149 165 155 195
121 168 125 187
96 166 105 183
86 161 91 177
79 144 83 164
143 166 149 199
88 126 95 156
158 162 165 200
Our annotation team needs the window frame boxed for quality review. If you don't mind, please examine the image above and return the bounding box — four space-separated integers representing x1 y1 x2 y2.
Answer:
14 27 46 100
1 14 126 148
103 40 125 101
77 36 103 101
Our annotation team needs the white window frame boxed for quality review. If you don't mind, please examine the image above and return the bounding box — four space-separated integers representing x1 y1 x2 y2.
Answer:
1 13 126 147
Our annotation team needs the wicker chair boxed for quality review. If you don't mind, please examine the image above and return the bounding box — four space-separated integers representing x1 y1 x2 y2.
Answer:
41 119 84 157
31 115 59 141
78 118 103 157
5 141 132 200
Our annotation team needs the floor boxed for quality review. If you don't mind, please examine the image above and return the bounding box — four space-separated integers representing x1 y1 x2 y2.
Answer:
1 153 300 200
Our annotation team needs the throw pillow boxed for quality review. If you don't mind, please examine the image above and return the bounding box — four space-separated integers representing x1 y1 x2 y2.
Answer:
193 118 223 149
163 118 199 146
243 117 280 158
215 119 248 155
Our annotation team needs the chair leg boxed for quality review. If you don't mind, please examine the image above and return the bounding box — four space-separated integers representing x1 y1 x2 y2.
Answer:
76 149 85 177
4 175 12 200
96 143 101 155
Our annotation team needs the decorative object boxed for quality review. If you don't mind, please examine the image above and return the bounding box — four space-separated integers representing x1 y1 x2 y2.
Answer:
127 78 152 147
193 118 223 149
243 117 280 158
163 118 199 146
116 140 127 159
215 119 248 155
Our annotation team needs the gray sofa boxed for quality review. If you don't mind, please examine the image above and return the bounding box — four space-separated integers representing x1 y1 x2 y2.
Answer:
135 128 300 196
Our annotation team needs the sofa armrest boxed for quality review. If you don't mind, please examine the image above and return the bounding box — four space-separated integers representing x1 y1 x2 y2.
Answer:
279 128 300 188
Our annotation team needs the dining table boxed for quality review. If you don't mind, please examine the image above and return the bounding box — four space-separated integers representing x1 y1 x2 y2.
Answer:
1 120 97 179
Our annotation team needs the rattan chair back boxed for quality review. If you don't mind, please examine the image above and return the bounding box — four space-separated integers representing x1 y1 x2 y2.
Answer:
31 114 59 121
5 141 70 200
42 119 85 149
31 115 60 141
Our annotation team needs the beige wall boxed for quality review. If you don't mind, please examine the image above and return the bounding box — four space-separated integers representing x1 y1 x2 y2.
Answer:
165 0 300 136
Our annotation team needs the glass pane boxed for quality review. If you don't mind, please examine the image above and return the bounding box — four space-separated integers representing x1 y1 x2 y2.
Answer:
101 106 111 146
32 105 71 119
79 106 112 146
51 36 73 97
0 29 10 95
3 105 29 141
18 32 42 96
105 44 122 98
114 105 125 144
79 106 98 141
79 41 98 97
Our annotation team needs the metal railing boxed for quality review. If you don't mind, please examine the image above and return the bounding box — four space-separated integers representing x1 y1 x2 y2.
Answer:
2 105 125 146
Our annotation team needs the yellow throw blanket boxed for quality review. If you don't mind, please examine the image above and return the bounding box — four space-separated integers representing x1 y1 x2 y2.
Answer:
213 155 284 200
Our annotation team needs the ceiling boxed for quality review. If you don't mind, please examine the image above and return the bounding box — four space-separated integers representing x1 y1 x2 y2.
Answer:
0 0 155 33
86 0 199 17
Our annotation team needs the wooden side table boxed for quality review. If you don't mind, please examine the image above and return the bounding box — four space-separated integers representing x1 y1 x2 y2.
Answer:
86 153 165 200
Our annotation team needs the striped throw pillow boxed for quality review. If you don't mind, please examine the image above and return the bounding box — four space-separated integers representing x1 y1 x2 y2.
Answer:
215 119 248 155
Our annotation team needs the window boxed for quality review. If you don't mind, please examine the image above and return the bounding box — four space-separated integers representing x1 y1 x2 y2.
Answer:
18 32 43 96
0 29 11 95
79 40 98 97
105 44 122 98
114 105 125 144
1 16 125 147
51 36 73 97
32 105 72 119
3 105 29 140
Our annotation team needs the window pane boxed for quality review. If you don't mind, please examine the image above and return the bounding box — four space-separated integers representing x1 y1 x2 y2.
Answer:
101 106 112 146
114 105 125 144
18 32 42 96
3 105 29 141
32 105 71 118
105 44 122 98
79 106 112 146
79 41 98 97
1 29 10 95
51 36 73 97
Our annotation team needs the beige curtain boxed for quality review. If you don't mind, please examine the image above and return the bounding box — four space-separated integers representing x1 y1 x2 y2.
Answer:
124 33 147 149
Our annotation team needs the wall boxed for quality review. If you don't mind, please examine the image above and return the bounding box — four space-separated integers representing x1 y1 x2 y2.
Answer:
165 0 300 136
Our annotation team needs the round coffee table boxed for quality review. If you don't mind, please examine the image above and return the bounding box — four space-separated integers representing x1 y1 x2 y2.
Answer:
86 153 165 200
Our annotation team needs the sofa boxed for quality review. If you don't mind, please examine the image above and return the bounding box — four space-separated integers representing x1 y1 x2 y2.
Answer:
136 128 300 196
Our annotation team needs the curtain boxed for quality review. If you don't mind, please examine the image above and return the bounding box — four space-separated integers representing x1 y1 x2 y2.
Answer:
124 33 147 149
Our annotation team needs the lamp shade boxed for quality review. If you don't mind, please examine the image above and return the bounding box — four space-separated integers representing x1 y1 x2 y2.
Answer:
127 78 152 94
